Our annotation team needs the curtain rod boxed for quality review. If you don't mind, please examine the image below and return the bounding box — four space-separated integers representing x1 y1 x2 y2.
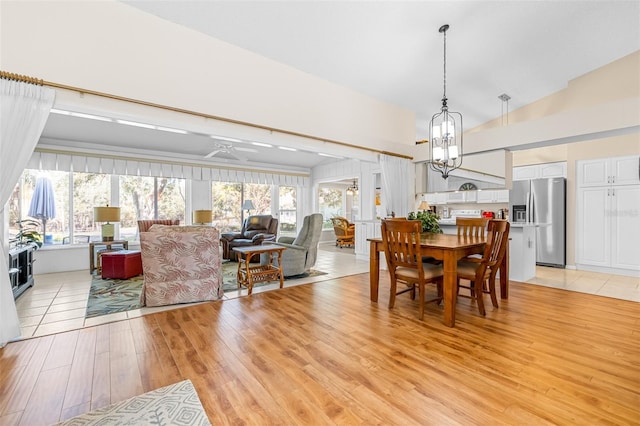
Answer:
1 69 413 161
0 71 44 86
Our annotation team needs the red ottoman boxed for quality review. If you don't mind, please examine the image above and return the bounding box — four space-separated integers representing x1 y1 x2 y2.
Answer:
101 250 143 279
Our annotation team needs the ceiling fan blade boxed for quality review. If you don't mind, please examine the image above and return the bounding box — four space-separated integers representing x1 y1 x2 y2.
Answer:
204 149 224 158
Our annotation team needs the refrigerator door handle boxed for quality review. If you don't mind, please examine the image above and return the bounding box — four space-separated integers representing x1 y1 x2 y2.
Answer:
529 190 536 224
526 191 531 223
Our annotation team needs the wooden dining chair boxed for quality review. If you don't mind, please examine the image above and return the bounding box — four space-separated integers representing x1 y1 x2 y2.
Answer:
456 219 510 316
456 217 490 238
381 219 443 320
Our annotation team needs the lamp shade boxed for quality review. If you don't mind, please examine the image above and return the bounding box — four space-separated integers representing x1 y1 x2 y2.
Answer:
418 201 430 211
94 206 120 223
242 200 255 210
192 210 213 224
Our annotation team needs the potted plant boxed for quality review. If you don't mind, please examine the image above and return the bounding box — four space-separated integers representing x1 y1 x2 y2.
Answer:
10 219 43 248
407 210 442 234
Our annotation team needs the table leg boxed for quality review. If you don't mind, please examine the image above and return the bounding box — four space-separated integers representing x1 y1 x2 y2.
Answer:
89 244 94 273
275 251 284 289
236 257 242 289
369 240 380 302
442 251 457 327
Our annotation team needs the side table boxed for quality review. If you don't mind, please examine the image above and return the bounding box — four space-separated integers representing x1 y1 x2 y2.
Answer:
89 240 129 274
232 245 286 295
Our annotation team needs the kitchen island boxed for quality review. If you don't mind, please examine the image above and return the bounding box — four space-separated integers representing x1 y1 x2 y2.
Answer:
509 223 537 282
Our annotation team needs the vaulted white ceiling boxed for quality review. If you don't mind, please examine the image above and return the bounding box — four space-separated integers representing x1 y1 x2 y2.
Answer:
41 1 640 171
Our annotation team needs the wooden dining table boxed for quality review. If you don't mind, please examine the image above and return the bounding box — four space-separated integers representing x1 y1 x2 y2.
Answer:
368 233 509 327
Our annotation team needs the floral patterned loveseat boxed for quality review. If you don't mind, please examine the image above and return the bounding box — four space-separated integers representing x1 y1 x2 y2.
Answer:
139 225 224 307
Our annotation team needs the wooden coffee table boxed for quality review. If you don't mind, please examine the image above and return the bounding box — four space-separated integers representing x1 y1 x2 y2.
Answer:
232 245 287 295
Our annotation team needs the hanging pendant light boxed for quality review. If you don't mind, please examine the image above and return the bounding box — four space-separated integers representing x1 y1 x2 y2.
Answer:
346 179 358 194
429 24 463 180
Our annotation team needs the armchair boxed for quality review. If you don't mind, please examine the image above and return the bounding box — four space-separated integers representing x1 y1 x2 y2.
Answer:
139 225 224 307
330 216 355 248
220 215 278 261
260 213 323 277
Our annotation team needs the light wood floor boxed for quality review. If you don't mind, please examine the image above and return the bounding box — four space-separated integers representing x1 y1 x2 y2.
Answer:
1 272 639 425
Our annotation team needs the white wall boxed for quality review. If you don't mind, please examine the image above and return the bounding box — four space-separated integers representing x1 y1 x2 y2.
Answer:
1 0 416 156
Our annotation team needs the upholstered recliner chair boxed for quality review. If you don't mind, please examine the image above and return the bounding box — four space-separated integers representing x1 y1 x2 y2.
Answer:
260 213 323 277
220 215 278 261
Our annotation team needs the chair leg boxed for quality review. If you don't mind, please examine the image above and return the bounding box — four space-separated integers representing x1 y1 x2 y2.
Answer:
475 279 486 316
488 279 499 308
418 283 425 320
389 279 397 309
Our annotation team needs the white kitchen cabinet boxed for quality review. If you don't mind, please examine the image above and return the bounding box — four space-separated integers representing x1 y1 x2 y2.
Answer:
540 162 567 179
513 165 539 181
425 192 448 205
576 155 640 273
610 185 640 270
577 185 640 271
509 224 536 282
476 189 509 204
577 155 640 188
447 191 478 203
577 187 610 267
513 162 567 181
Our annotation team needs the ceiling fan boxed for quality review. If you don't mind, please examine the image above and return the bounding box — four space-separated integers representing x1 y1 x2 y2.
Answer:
204 141 257 160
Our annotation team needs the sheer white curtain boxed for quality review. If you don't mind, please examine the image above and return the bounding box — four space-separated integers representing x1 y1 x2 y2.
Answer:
379 154 411 219
0 79 55 347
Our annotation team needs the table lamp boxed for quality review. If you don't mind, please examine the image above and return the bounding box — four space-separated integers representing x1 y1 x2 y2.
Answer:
192 209 213 225
418 200 430 212
241 199 255 215
93 205 120 241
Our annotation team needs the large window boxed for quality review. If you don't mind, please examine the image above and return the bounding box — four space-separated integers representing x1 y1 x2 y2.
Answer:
73 172 110 242
120 176 185 240
211 182 274 233
9 166 295 246
318 186 344 230
9 170 70 245
244 183 272 215
318 183 358 229
279 186 297 237
211 182 241 232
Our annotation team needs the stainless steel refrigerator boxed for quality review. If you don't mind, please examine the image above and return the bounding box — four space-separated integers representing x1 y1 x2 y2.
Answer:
509 178 566 268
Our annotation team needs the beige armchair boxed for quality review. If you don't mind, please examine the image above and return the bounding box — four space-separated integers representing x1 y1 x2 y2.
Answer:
139 225 224 307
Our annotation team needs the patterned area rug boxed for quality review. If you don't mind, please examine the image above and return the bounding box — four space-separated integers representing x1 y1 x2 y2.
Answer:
85 263 328 318
86 274 144 318
55 379 210 425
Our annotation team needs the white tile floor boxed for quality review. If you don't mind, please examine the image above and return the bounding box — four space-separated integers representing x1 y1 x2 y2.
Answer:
14 242 639 340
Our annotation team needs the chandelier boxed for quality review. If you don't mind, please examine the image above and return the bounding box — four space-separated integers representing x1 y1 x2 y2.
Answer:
346 179 358 193
429 24 463 179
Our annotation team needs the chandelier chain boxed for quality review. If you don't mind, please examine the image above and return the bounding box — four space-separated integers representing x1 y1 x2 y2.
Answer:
442 27 447 100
